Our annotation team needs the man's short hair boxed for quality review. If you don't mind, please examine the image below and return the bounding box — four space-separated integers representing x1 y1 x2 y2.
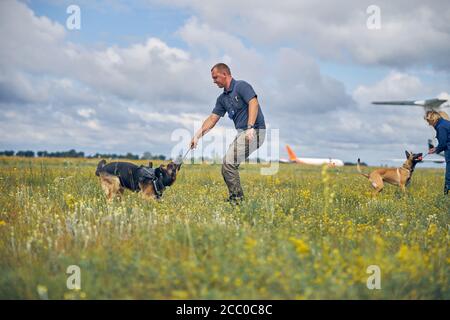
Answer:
424 110 442 125
211 63 231 75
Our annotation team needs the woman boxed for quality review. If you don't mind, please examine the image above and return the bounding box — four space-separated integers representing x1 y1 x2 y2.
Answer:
425 111 450 195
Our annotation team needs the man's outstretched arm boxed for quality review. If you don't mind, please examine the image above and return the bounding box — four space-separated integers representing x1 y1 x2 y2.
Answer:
246 97 259 142
190 113 221 149
247 97 259 127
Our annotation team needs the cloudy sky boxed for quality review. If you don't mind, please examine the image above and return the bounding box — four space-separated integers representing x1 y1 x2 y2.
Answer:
1 0 449 165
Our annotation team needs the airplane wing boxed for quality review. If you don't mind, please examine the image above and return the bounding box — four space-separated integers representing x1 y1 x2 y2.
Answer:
382 159 409 162
420 159 445 163
372 99 447 108
383 158 445 163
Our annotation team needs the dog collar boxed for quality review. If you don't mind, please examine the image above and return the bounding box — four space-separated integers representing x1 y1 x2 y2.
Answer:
151 171 163 198
400 164 413 172
152 178 163 198
138 167 164 198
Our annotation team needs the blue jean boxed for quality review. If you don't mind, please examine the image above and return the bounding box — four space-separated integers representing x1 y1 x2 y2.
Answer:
445 151 450 191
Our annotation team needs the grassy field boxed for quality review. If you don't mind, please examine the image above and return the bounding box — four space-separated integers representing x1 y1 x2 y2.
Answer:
0 156 448 299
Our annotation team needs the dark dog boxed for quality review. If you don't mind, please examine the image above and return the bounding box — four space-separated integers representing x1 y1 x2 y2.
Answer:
357 151 423 195
95 160 181 200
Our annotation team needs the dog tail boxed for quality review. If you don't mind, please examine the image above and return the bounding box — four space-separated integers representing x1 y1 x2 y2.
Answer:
356 158 370 178
95 159 107 176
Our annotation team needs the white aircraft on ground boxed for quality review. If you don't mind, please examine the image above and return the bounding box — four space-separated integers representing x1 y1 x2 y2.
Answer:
279 145 345 167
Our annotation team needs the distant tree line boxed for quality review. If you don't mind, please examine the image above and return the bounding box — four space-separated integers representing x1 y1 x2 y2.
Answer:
0 150 15 156
140 152 166 160
87 152 139 160
0 150 36 157
38 149 85 158
87 152 165 160
0 149 166 160
344 161 367 166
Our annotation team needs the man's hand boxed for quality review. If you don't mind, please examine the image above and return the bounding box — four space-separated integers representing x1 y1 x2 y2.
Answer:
245 128 255 142
190 114 220 150
428 147 436 154
190 137 199 149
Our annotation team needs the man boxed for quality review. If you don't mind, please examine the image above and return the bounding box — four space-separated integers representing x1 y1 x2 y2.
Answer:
425 110 450 195
190 63 266 202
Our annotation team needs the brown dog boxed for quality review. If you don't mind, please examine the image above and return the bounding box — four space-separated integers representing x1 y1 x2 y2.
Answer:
357 151 423 195
95 160 181 200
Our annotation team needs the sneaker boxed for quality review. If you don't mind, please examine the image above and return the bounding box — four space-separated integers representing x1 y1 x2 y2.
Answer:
225 194 244 204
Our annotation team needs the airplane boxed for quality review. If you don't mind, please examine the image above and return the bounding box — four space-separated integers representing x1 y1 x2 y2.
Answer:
280 145 345 167
372 96 449 120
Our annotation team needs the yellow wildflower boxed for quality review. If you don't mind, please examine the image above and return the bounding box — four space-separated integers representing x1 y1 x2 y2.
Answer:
289 237 310 256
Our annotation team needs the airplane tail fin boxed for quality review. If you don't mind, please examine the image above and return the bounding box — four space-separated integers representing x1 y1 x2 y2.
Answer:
357 158 369 178
286 145 298 161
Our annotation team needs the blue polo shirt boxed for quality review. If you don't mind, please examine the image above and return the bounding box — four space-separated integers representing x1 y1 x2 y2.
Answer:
212 78 266 130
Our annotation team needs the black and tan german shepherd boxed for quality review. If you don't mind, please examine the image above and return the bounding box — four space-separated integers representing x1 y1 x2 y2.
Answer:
95 160 181 200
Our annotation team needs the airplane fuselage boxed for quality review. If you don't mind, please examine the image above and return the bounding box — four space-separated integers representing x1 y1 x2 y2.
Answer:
293 157 344 167
283 145 345 167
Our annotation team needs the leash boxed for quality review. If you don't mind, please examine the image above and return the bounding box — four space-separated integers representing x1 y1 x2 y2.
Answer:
174 148 191 165
182 148 191 161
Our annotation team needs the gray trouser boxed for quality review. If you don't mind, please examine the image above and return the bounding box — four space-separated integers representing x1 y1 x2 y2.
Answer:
222 129 265 197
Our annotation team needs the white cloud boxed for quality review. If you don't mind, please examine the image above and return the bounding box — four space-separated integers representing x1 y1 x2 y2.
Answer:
77 108 96 118
353 71 426 106
0 0 449 165
178 17 266 79
153 0 450 70
127 107 205 127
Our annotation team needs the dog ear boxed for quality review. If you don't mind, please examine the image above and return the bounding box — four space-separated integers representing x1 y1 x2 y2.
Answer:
405 150 411 158
148 161 153 168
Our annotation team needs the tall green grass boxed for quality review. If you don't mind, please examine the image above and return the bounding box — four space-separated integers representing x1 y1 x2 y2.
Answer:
0 157 448 299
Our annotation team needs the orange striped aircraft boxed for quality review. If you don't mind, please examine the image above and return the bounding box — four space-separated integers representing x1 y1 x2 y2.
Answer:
280 145 344 167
